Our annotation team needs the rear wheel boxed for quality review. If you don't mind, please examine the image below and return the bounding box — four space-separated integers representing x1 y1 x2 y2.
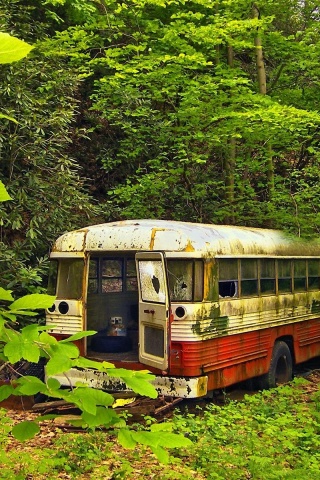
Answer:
257 341 293 390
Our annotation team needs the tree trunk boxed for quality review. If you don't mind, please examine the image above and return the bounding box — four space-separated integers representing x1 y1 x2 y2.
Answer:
252 4 267 95
224 45 235 224
252 3 274 214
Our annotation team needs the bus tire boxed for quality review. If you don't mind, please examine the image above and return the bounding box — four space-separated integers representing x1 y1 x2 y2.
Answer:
257 341 293 390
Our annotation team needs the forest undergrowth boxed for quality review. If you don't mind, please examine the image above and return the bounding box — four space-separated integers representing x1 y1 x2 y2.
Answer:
1 372 320 480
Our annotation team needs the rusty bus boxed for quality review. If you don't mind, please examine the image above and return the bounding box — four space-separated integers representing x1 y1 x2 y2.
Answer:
46 220 320 398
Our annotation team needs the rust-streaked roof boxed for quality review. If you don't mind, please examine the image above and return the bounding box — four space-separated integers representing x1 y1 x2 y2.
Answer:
51 219 320 257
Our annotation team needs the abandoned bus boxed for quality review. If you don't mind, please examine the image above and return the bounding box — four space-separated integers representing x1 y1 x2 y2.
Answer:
46 219 320 398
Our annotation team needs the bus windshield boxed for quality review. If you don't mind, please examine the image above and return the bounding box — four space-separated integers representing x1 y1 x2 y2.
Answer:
48 258 84 299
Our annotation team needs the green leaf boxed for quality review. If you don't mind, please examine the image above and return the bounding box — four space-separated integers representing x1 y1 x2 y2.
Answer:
117 429 137 449
0 384 15 402
120 375 157 398
132 431 192 449
71 387 114 415
50 342 79 359
46 377 61 391
60 331 97 343
0 33 33 64
0 113 18 124
16 376 46 395
0 181 12 202
21 324 40 341
9 294 56 311
150 422 173 432
81 406 120 428
3 338 40 363
0 311 17 322
45 354 72 376
0 287 13 302
11 421 40 441
73 356 114 370
151 445 169 464
39 331 58 345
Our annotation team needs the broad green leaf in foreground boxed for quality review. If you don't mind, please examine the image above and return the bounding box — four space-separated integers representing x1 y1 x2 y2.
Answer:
0 33 33 63
4 338 40 363
9 294 56 311
0 181 12 202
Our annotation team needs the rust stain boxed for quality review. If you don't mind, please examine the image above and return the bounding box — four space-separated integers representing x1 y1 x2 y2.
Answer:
184 239 195 252
150 228 166 250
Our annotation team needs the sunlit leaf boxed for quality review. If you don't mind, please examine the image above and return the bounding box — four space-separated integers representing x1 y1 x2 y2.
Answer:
151 445 169 464
9 294 56 311
45 354 72 376
0 287 13 302
0 181 12 202
60 331 97 343
117 429 136 449
0 33 33 64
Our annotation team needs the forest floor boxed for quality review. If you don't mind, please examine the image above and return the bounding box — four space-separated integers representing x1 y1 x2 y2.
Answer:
1 367 320 479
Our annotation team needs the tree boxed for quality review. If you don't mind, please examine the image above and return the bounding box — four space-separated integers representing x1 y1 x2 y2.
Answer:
29 0 319 233
0 9 101 292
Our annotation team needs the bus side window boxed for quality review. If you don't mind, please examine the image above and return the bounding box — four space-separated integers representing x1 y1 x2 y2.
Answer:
308 259 320 290
260 259 276 294
278 259 292 293
294 260 307 292
218 259 238 298
241 259 258 297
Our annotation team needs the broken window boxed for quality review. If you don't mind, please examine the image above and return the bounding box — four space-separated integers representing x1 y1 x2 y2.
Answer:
138 260 166 303
218 259 238 298
167 260 203 302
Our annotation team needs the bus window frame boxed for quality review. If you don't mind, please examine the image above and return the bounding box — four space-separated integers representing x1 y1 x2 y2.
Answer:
167 258 204 303
87 256 138 295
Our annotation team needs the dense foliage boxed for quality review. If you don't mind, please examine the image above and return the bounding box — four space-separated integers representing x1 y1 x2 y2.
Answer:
1 0 320 287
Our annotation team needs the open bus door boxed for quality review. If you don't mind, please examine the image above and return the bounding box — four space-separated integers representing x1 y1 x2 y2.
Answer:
135 252 170 371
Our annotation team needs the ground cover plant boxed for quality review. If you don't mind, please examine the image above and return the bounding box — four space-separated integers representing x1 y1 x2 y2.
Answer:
0 374 320 479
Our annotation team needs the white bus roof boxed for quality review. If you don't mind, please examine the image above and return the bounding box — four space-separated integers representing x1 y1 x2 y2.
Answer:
50 219 320 257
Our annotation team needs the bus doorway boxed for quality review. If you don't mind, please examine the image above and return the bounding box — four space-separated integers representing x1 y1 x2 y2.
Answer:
86 255 140 361
86 252 170 371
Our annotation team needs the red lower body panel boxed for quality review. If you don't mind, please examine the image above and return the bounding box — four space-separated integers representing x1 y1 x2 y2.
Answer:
169 318 320 391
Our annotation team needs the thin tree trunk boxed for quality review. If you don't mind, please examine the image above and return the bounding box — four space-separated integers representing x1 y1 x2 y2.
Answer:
252 4 267 95
224 45 235 224
252 3 274 213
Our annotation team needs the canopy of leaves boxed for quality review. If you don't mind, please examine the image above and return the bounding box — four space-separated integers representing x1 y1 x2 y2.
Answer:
1 0 320 289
